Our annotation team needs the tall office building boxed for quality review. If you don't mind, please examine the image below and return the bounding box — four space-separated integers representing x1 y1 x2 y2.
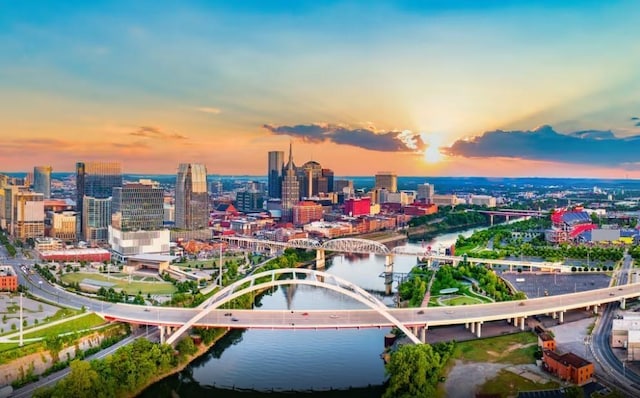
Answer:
281 143 300 222
111 182 164 231
319 168 334 195
33 166 52 199
83 196 112 245
13 191 45 240
76 161 122 240
417 183 435 203
175 163 209 230
268 151 284 198
375 171 398 193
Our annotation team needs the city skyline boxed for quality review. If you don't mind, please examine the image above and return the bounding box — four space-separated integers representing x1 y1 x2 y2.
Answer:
1 1 640 178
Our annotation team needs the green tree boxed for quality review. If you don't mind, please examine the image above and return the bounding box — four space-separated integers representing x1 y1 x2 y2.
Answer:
383 344 442 398
51 360 101 398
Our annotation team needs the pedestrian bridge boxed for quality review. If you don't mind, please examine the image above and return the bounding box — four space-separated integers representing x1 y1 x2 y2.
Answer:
222 235 568 271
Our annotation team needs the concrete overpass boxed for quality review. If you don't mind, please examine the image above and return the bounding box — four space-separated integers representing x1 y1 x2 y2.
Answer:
96 268 640 346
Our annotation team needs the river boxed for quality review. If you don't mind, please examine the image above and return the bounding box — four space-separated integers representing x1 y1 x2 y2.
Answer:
140 224 505 397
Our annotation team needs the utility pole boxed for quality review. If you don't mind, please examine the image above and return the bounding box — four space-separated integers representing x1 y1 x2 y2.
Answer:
19 292 23 347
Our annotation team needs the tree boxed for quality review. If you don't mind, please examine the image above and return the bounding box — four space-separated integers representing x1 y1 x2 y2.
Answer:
52 360 101 398
383 344 442 398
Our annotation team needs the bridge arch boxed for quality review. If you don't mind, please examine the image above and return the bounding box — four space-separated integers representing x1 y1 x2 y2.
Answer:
321 238 390 255
166 268 420 345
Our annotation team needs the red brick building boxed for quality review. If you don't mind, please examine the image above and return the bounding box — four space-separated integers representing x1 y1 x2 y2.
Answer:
538 332 557 352
542 349 593 385
0 266 18 292
293 201 324 226
344 197 371 217
404 202 437 217
38 248 111 263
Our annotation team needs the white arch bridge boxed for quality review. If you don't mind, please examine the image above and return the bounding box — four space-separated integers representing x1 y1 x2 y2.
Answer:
166 268 422 345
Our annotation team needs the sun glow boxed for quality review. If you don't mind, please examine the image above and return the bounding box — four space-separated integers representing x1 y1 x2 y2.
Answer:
420 132 446 163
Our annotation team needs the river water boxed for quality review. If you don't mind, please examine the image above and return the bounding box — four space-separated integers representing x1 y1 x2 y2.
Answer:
140 226 494 397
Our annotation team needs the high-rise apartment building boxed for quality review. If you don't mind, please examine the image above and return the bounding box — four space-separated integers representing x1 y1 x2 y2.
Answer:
175 163 209 230
375 171 398 193
268 151 284 198
112 182 164 231
281 143 300 222
76 161 122 240
33 166 52 199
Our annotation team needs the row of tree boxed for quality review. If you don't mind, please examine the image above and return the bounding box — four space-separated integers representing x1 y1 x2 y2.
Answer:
33 338 191 398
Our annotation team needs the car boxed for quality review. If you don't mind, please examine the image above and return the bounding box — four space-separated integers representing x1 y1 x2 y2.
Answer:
301 312 309 316
224 312 232 316
144 308 151 312
609 293 615 296
519 302 525 306
417 310 425 315
329 314 339 319
231 317 239 322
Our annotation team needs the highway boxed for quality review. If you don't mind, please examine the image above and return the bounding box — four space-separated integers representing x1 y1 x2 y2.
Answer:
5 250 640 334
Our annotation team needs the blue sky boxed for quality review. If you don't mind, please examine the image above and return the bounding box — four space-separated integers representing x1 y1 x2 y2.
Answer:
1 0 639 176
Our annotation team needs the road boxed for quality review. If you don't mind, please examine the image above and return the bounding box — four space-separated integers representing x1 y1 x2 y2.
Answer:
9 327 158 398
590 253 640 397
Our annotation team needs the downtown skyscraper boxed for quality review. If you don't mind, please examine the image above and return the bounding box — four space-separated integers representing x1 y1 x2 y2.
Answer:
268 150 284 199
175 163 209 230
33 165 52 199
75 161 122 243
281 143 300 222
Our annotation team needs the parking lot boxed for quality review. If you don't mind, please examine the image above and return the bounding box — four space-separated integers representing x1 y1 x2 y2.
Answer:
501 272 611 298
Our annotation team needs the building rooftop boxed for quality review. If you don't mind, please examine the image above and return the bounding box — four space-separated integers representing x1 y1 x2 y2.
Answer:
544 349 591 368
128 254 179 262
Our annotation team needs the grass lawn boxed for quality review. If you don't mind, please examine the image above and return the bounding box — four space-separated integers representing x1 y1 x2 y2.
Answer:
60 273 176 295
0 342 19 353
478 369 560 397
11 313 107 340
442 296 484 305
452 332 538 364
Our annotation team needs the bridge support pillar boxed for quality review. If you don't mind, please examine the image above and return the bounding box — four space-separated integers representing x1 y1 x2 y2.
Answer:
159 325 165 344
476 322 483 338
316 249 325 269
452 260 459 267
385 254 394 273
519 317 526 331
427 258 433 268
506 215 510 222
465 322 469 329
470 322 475 334
552 312 557 320
621 298 626 310
419 325 427 343
593 305 598 315
559 311 564 324
490 214 494 226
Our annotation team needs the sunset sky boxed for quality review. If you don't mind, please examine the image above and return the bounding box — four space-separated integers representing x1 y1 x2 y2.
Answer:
1 1 640 177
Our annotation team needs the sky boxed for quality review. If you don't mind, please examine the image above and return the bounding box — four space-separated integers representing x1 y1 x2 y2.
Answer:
1 0 640 177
